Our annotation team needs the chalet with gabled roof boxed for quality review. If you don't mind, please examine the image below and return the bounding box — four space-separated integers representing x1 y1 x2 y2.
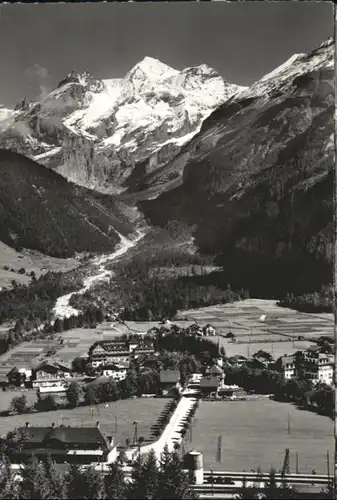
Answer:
32 362 71 390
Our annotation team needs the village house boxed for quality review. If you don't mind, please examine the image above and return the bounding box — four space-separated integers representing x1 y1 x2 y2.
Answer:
207 365 225 388
6 367 32 388
32 362 71 390
185 323 204 337
304 347 334 365
159 370 181 395
199 376 221 398
203 324 216 336
252 350 273 366
228 355 247 367
99 363 127 381
281 355 296 380
7 422 118 465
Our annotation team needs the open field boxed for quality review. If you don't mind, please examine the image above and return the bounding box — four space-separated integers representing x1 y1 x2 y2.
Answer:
185 399 333 474
176 299 333 348
0 241 79 289
221 340 316 359
0 397 168 446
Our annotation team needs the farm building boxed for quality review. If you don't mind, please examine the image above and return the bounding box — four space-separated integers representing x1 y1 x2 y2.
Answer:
159 370 181 395
7 422 117 465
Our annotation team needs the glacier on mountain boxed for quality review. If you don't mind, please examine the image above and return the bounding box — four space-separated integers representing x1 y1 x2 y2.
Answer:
0 57 245 192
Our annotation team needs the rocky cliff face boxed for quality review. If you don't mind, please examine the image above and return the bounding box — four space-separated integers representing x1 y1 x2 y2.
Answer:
139 39 334 296
0 59 244 193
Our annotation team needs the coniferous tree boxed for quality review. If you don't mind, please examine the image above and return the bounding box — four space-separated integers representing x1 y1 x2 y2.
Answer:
157 448 198 499
65 464 84 500
41 454 67 500
84 466 107 500
19 455 48 499
0 453 19 499
127 454 145 499
142 449 159 499
105 461 126 500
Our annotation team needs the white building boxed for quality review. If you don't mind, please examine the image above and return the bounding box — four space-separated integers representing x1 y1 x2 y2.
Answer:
281 356 296 380
101 364 127 381
304 362 334 386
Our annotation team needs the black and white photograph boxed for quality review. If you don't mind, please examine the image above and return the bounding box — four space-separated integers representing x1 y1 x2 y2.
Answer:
0 1 334 498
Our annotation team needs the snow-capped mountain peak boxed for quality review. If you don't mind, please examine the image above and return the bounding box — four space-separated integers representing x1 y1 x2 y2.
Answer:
0 56 245 191
237 37 333 101
126 56 178 82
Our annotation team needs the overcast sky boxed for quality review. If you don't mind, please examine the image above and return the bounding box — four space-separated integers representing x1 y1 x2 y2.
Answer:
0 1 333 106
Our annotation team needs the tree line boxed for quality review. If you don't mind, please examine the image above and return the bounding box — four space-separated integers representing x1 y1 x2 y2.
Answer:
0 442 198 500
277 284 334 314
0 303 106 357
0 269 83 325
224 363 333 418
68 241 249 322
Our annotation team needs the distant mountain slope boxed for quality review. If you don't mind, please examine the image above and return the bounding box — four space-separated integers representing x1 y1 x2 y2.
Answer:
139 39 334 296
0 150 135 258
0 58 245 192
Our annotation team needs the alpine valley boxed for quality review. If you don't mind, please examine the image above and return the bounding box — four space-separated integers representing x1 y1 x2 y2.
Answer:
0 38 334 309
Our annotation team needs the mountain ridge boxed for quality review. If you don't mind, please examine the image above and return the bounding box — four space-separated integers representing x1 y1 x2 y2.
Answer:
0 149 136 258
138 38 333 296
0 57 245 193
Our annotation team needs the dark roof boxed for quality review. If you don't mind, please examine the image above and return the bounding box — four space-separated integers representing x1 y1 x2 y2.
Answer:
34 362 71 374
306 346 321 352
209 365 224 375
200 376 220 389
89 340 129 354
17 426 107 446
160 370 180 384
281 356 295 366
230 355 247 362
6 367 20 376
